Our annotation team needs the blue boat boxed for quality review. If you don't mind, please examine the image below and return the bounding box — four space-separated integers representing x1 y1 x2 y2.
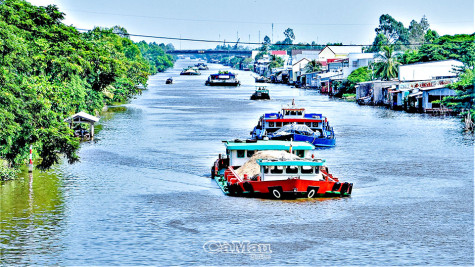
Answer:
250 101 336 147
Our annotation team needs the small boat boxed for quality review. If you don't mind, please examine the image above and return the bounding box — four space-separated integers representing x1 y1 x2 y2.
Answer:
211 140 352 199
250 86 270 100
165 78 173 84
250 100 336 147
205 71 240 86
195 63 209 70
180 66 201 75
255 76 269 83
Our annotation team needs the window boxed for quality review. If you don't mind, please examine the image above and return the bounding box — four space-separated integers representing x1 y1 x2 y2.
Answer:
295 150 305 158
226 149 230 156
276 122 282 127
286 166 298 174
312 122 319 127
301 166 314 174
270 166 283 174
297 111 302 115
247 150 255 157
263 166 269 173
269 122 274 127
237 150 245 158
352 61 358 68
305 122 311 127
290 111 296 115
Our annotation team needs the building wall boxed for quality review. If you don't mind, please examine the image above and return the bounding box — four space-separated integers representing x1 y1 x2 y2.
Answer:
318 47 335 62
422 88 457 110
342 53 375 78
398 60 464 81
292 59 309 82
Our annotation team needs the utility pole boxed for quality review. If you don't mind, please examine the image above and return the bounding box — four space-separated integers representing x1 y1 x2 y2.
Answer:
272 23 274 44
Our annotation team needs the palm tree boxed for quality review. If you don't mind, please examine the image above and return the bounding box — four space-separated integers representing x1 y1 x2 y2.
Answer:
304 59 322 73
374 45 400 80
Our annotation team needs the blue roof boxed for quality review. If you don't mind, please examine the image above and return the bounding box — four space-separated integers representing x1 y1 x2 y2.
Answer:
304 113 323 118
257 159 326 166
264 113 280 118
224 140 315 151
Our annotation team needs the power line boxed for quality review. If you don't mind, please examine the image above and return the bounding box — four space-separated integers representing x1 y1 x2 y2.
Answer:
66 9 473 26
76 28 474 47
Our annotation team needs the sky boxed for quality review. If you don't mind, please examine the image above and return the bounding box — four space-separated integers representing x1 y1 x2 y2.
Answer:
28 0 474 50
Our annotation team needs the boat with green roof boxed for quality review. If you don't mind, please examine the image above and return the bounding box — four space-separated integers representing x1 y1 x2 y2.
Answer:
211 139 352 199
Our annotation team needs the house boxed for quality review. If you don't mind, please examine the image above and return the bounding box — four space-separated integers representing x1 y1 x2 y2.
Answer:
290 58 310 83
398 60 463 81
391 78 458 112
342 53 376 78
319 45 362 62
327 58 349 72
356 80 400 105
291 49 321 64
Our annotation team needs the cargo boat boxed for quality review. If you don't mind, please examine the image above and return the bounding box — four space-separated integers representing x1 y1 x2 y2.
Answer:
250 86 270 100
205 71 240 86
211 140 351 199
250 100 335 147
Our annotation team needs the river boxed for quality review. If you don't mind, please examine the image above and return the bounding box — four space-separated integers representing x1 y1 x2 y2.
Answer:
1 59 473 265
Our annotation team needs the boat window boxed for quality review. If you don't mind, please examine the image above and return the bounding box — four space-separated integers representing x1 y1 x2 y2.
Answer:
315 167 320 174
290 111 296 115
305 122 311 127
226 149 230 156
301 166 314 174
263 166 269 173
283 122 288 126
297 111 302 115
237 150 245 158
295 150 305 158
269 122 274 127
270 166 283 174
276 122 282 127
247 150 255 157
312 122 319 127
286 166 298 174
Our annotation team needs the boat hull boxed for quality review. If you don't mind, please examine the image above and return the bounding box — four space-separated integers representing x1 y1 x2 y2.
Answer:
250 93 270 100
205 81 240 86
214 175 352 199
263 134 335 147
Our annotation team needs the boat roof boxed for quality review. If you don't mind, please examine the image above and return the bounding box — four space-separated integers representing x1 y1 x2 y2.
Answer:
257 159 326 166
223 140 315 150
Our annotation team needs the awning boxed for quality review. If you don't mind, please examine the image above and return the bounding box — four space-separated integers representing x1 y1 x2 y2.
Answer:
408 92 423 97
64 112 99 123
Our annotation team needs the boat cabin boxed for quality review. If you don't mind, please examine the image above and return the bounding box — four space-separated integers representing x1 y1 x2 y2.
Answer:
258 159 326 181
223 140 315 168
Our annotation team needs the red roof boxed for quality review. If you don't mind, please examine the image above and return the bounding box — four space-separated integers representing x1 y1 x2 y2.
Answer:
271 50 287 55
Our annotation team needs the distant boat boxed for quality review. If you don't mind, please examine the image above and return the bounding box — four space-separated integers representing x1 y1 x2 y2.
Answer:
165 77 173 84
180 66 201 75
250 86 270 100
195 63 209 70
255 76 269 83
205 71 240 86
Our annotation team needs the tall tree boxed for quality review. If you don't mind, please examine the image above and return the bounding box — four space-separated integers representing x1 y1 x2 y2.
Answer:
283 28 295 45
374 46 400 80
263 35 271 45
304 59 322 73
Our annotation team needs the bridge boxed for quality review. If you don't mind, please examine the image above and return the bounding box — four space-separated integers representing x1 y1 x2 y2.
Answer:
167 50 252 56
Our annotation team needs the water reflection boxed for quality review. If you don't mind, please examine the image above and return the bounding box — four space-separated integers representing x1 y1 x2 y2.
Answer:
0 168 65 265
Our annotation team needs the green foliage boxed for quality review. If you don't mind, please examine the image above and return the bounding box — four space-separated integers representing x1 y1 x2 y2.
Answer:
269 55 284 69
0 163 17 181
283 28 295 45
304 60 322 73
417 34 475 66
347 66 372 89
374 46 400 80
441 67 475 123
0 0 174 172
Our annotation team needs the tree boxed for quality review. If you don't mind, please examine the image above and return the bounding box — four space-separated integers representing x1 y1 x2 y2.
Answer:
374 14 409 45
269 55 284 68
373 46 400 80
304 59 322 73
283 28 295 45
441 67 474 130
263 35 271 45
